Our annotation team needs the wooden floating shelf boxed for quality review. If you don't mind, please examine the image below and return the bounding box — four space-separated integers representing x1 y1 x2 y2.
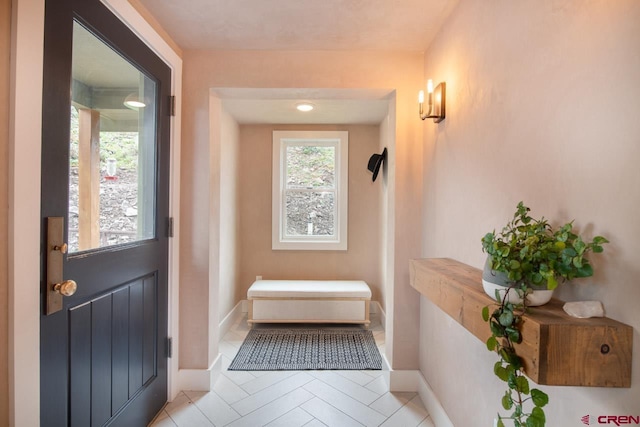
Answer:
410 258 633 388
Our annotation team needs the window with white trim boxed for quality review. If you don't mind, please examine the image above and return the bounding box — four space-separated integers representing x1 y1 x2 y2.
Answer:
272 130 348 250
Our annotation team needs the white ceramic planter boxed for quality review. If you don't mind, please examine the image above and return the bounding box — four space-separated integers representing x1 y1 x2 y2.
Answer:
482 256 554 306
482 279 554 306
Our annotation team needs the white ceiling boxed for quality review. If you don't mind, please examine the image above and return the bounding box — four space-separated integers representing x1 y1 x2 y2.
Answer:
138 0 460 51
137 0 459 124
73 21 140 88
215 88 393 124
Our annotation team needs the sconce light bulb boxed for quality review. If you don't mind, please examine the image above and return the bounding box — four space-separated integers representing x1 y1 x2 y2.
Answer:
418 81 445 123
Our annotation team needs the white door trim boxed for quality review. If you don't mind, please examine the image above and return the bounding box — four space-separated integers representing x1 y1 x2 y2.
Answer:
8 0 182 425
9 1 44 425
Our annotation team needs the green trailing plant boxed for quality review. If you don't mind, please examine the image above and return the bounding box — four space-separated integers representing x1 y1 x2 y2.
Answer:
481 202 608 426
481 202 609 290
482 289 548 427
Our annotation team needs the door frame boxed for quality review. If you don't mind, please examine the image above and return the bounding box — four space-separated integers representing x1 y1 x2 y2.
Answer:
8 0 182 425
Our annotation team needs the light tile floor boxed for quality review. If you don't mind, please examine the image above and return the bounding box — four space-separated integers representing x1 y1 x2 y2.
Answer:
150 314 435 427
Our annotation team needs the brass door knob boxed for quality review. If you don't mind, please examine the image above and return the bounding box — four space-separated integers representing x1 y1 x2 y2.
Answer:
53 280 77 297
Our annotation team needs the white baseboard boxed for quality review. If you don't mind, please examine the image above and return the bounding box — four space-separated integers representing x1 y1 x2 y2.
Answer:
369 301 378 314
416 372 454 427
177 354 222 393
176 300 244 395
389 369 420 391
379 354 392 390
219 300 246 338
372 301 385 329
389 370 453 427
172 300 240 397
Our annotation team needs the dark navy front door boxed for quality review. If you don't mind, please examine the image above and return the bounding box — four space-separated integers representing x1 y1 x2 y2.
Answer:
40 0 171 425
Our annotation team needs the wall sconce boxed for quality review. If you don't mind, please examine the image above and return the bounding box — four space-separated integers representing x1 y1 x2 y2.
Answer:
418 79 445 123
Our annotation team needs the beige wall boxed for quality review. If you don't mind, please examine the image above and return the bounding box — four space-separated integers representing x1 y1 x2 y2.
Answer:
179 94 228 369
218 109 240 323
378 109 394 322
420 0 640 425
0 0 10 424
237 124 382 303
181 50 424 369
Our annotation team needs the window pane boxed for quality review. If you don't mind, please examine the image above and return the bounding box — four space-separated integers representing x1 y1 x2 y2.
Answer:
285 192 335 237
68 21 156 253
286 145 335 189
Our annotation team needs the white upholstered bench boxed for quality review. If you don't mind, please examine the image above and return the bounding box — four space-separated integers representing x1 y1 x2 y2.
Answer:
247 280 371 327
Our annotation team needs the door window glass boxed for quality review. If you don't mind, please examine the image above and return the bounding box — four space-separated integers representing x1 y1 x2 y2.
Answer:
68 21 157 253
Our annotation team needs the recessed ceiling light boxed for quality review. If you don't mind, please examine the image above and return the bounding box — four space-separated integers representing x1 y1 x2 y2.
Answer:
296 102 314 112
123 92 146 109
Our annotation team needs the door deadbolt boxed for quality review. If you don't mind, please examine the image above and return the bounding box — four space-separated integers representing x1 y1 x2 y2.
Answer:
53 243 68 254
46 217 77 315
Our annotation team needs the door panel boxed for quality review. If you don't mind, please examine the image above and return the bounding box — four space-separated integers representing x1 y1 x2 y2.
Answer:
40 0 170 425
67 276 159 426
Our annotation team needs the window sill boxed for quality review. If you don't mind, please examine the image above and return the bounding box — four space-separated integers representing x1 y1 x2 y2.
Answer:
272 240 347 251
